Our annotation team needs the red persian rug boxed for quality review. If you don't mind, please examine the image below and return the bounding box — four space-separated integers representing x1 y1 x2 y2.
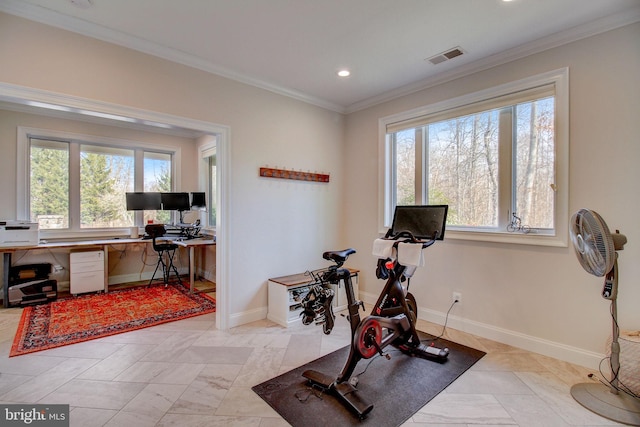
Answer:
10 283 216 357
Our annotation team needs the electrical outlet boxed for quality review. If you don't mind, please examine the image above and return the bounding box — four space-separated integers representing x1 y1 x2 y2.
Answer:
453 292 462 304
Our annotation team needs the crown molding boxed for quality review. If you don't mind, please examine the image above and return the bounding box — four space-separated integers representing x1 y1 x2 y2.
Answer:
0 81 230 139
1 0 637 115
0 0 346 113
344 8 640 114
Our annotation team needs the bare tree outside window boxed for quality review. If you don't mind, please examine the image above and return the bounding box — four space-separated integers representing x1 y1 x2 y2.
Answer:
389 95 555 234
515 97 555 230
427 110 499 227
394 129 416 206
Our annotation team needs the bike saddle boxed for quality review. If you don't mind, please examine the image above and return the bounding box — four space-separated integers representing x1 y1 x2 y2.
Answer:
323 248 356 265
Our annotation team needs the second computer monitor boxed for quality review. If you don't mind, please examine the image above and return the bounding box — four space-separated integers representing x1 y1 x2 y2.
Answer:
161 192 190 211
190 192 206 210
126 192 162 211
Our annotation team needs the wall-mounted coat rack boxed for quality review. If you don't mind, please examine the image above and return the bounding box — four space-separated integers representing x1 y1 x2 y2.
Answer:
259 167 329 183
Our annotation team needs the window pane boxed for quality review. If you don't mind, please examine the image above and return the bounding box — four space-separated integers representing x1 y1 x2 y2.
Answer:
80 144 134 228
30 139 69 229
394 129 416 205
514 97 555 230
427 111 499 227
144 152 171 224
209 155 217 226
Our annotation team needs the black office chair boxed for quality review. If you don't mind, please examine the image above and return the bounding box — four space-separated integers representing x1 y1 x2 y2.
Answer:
145 224 182 286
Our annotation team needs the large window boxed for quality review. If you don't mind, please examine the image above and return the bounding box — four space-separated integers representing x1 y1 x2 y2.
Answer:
198 140 217 230
380 69 568 246
79 144 134 228
208 154 217 227
30 139 70 229
143 151 172 224
21 129 178 234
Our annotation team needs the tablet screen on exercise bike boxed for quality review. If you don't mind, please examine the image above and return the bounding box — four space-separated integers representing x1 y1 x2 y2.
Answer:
389 205 448 240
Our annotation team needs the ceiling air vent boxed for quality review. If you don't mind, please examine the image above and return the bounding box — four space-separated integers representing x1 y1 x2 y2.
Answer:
426 47 464 65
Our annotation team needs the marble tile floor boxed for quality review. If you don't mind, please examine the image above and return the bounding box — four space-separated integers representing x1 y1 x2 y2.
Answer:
0 295 627 427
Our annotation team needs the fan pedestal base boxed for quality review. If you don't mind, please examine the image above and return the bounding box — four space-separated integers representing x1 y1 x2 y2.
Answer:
571 382 640 426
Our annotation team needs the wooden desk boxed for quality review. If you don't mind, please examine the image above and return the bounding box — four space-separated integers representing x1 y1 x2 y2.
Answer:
0 236 215 307
172 237 216 293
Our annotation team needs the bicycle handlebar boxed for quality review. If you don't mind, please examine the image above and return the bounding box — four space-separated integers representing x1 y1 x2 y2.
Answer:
322 231 439 269
383 230 439 249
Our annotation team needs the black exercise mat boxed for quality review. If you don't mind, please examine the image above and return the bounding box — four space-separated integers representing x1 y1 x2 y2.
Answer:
252 332 485 426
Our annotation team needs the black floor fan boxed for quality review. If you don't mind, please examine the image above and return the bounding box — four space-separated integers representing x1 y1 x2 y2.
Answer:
569 208 640 425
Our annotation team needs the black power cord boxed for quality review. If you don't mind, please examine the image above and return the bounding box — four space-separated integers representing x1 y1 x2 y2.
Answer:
426 299 458 344
591 302 640 399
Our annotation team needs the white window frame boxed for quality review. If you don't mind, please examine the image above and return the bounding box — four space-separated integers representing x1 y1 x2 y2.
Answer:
198 139 217 231
378 68 569 247
17 126 182 239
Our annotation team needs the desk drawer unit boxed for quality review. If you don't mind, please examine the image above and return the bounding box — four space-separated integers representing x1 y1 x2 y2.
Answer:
70 250 105 295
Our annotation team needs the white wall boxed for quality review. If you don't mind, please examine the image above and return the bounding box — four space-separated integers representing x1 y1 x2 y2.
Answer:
0 12 344 325
343 23 640 367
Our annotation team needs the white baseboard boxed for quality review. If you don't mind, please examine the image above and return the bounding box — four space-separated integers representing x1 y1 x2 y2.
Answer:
55 280 70 292
108 273 149 285
197 268 214 282
230 306 268 328
359 290 604 370
108 268 189 286
421 307 604 369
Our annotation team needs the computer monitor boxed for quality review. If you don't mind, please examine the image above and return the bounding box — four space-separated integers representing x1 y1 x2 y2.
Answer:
160 192 190 211
190 192 206 210
389 205 448 240
125 192 162 211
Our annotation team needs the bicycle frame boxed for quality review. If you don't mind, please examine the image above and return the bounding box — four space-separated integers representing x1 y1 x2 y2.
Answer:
302 236 448 419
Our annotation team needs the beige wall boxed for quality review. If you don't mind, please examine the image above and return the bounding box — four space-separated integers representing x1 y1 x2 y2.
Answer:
0 12 345 325
0 109 202 285
343 23 640 366
1 11 638 367
0 109 199 219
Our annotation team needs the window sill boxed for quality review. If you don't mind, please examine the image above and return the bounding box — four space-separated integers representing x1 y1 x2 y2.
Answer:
444 229 567 247
39 228 135 242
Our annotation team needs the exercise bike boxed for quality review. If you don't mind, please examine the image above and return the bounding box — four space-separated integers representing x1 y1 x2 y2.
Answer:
299 205 449 419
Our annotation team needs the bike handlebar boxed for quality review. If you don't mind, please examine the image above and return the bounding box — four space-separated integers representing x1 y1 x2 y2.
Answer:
322 231 439 268
383 230 439 249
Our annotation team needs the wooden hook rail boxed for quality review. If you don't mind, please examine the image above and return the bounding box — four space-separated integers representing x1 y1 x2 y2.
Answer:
259 167 329 183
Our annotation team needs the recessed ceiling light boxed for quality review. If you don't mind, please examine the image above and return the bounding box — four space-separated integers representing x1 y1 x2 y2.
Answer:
337 70 351 77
